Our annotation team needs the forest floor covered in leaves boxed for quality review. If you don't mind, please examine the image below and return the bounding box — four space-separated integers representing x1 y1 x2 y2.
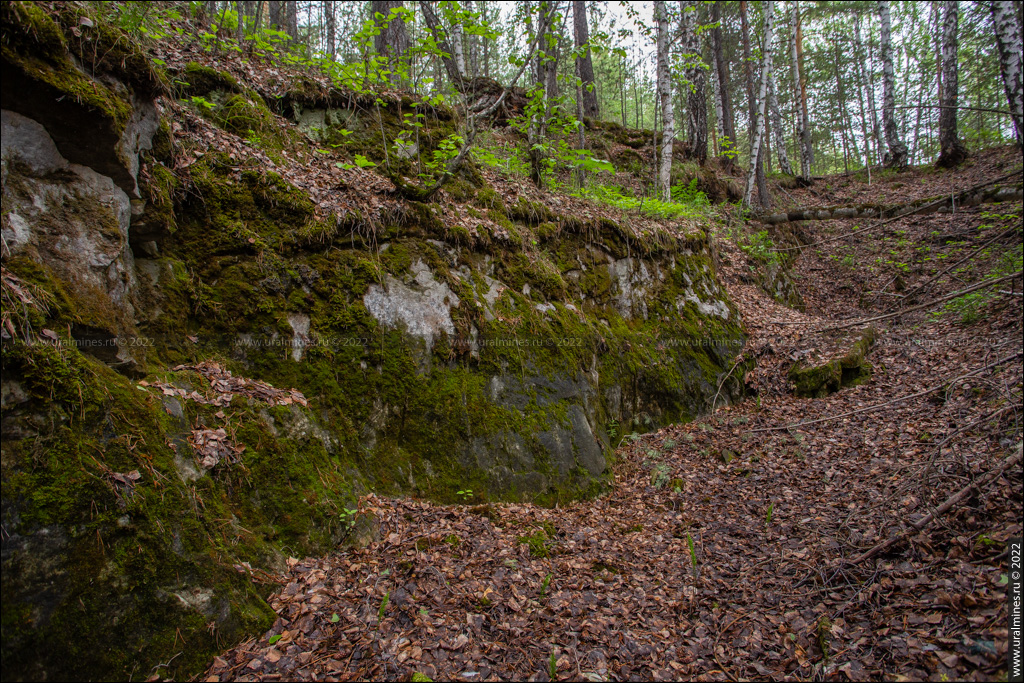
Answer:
203 154 1022 682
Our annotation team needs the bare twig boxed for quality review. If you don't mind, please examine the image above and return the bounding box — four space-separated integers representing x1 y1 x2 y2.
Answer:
772 172 1021 252
750 351 1023 432
850 443 1022 565
769 271 1022 330
896 226 1016 306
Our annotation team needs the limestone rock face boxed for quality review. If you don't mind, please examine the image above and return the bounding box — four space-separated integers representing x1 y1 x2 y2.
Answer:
2 109 141 371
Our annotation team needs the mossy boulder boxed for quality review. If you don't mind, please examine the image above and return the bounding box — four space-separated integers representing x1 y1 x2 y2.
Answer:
789 327 875 398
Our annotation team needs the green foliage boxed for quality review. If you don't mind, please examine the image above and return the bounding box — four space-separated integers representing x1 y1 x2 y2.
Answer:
739 230 781 267
540 572 552 596
574 184 709 220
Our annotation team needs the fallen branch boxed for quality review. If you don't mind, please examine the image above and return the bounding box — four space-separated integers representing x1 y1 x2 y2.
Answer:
772 171 1021 252
817 271 1021 332
895 226 1017 306
768 270 1022 330
849 442 1022 566
749 351 1023 433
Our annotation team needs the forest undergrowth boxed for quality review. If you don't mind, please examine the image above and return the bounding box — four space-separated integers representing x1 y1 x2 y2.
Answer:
204 150 1022 683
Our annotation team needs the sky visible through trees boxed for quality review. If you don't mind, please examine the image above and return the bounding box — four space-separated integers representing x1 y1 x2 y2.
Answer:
274 0 1020 182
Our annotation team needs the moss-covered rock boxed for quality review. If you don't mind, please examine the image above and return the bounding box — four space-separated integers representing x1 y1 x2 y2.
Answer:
789 327 875 398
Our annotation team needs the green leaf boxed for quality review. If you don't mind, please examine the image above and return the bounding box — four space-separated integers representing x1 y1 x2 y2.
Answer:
268 634 282 645
354 155 377 168
330 613 340 623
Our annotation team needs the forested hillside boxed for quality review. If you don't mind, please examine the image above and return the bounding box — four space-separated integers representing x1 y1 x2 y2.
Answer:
1 1 1021 681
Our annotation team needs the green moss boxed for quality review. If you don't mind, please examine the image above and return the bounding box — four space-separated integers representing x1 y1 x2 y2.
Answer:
1 337 355 680
150 119 175 164
142 163 179 235
508 197 555 225
175 62 241 96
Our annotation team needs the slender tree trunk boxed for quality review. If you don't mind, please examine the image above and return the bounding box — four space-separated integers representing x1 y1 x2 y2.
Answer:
465 1 479 77
744 0 774 208
529 1 554 187
740 1 767 200
269 0 282 30
324 1 335 59
573 1 599 118
990 0 1024 146
768 69 792 175
420 0 467 90
878 1 909 169
655 0 675 201
235 1 244 41
711 1 736 166
936 1 967 166
680 1 707 163
831 33 858 171
452 4 466 75
285 1 298 40
790 1 812 182
373 0 409 85
852 13 878 165
711 39 724 157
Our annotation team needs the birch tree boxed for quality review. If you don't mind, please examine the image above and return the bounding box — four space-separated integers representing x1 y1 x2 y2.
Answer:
878 0 909 169
768 69 792 175
790 1 812 182
937 1 968 166
744 0 774 208
853 12 882 165
655 0 674 201
740 1 767 200
990 0 1023 146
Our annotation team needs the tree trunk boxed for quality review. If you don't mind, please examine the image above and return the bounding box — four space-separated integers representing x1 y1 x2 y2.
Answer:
990 0 1024 146
790 1 812 182
452 3 466 75
740 1 767 200
878 1 908 169
936 1 967 166
711 1 736 166
235 1 244 42
529 1 554 187
573 1 599 118
831 33 859 171
744 0 774 208
768 69 792 175
421 0 467 89
655 0 674 201
680 1 707 163
269 0 282 30
852 13 878 166
325 1 336 59
465 0 478 78
285 1 298 41
373 0 409 85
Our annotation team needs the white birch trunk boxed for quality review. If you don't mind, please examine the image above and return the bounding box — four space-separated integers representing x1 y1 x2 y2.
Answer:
744 0 774 207
878 0 908 169
655 0 674 202
790 2 811 180
768 68 792 175
991 0 1024 145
